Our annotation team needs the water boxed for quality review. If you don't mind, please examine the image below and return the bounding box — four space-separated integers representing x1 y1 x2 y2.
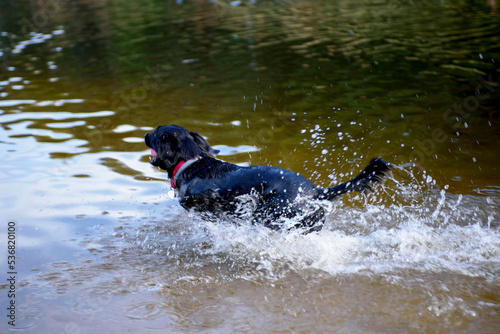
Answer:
1 0 499 332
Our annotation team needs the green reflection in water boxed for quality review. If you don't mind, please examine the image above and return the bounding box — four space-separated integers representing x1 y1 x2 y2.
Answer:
1 1 499 333
2 0 498 192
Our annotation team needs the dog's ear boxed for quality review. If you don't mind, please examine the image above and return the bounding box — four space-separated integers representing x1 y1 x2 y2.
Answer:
190 131 220 156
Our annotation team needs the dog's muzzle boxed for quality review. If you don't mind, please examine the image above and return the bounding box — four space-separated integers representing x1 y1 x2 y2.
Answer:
150 148 158 164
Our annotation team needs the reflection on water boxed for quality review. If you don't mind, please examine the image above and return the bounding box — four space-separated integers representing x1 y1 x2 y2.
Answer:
0 0 499 333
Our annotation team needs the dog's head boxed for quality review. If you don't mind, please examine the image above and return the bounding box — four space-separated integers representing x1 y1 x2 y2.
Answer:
144 125 219 176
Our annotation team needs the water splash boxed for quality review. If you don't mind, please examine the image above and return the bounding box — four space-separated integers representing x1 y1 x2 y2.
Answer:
178 165 500 281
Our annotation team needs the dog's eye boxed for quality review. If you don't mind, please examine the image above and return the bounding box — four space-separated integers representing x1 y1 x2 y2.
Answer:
161 134 167 141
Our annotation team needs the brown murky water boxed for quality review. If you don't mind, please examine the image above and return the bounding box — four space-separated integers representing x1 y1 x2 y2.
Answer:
1 0 499 333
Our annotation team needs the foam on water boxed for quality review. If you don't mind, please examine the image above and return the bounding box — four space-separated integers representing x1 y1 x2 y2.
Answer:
184 170 499 280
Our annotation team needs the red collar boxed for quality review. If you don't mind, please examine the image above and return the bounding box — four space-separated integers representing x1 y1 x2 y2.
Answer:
171 155 202 189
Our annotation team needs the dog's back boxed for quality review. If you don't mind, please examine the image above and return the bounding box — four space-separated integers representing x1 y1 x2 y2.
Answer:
145 125 391 231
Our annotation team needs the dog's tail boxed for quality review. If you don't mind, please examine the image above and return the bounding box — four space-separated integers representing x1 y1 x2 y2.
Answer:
316 157 392 201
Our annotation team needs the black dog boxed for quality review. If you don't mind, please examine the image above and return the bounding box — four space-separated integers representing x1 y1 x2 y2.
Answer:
145 125 391 231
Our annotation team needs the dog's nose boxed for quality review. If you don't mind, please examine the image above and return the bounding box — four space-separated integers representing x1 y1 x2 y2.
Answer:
144 132 151 146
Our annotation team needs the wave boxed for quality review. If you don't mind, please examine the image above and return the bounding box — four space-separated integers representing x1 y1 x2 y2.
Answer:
182 167 499 280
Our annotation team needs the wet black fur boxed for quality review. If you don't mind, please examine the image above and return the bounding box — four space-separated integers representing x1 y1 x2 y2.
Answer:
145 125 391 231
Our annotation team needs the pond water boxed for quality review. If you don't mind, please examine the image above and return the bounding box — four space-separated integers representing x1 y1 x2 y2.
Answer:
1 0 499 332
